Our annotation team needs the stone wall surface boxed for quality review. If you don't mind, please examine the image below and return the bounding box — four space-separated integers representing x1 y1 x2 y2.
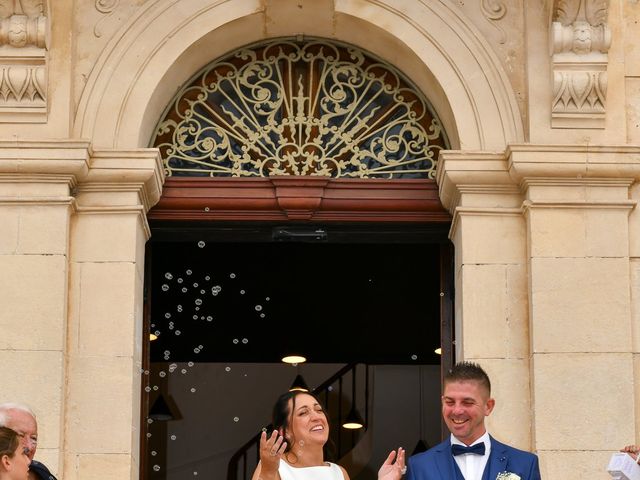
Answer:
0 1 637 479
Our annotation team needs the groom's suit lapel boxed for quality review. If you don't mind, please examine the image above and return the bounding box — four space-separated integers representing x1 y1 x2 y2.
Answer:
483 436 509 480
434 438 462 480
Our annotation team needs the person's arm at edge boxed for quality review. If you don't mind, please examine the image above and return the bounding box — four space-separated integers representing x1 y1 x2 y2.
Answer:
339 465 351 480
620 444 640 462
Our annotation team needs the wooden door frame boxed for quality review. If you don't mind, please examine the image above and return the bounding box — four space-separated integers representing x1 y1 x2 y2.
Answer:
148 177 451 223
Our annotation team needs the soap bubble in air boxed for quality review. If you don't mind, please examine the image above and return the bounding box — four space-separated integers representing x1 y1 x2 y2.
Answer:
161 284 169 291
153 465 160 472
198 241 206 248
165 273 173 280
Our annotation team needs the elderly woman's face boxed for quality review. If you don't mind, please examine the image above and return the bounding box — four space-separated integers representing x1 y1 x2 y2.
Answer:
286 394 329 449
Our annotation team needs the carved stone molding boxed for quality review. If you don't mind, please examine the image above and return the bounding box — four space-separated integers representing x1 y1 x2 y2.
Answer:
480 0 507 44
0 0 48 122
94 0 120 38
550 0 610 129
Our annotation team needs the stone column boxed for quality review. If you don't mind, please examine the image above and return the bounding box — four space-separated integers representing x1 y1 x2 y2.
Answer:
438 151 533 450
0 141 90 475
63 149 162 479
508 145 639 478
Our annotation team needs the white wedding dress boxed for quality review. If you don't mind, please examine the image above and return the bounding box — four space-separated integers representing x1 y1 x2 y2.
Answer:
278 460 345 480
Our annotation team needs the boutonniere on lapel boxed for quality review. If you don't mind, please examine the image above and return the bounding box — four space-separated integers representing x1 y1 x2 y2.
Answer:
496 472 521 480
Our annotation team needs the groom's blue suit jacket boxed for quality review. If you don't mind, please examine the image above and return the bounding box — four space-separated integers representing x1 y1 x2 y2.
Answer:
406 436 541 480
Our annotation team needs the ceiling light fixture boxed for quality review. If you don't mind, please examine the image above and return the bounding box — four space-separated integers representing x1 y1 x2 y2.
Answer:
342 368 365 430
342 407 365 430
289 374 309 392
434 347 441 355
150 333 158 341
148 393 174 421
282 355 307 364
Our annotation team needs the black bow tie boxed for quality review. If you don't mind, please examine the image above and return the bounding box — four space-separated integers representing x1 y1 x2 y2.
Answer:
451 443 486 456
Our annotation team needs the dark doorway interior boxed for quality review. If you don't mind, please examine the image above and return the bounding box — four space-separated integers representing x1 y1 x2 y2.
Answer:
149 231 443 364
143 223 451 479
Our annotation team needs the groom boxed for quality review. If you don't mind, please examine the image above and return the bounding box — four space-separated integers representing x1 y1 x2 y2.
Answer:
407 362 541 480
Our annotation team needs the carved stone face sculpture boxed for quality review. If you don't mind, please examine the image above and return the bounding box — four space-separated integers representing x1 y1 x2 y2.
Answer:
572 21 592 54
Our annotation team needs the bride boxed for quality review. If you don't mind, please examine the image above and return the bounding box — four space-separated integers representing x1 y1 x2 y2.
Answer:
251 390 405 480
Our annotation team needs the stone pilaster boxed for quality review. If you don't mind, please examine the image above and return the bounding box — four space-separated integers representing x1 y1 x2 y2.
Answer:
438 151 532 451
0 140 90 476
507 144 640 478
64 148 162 480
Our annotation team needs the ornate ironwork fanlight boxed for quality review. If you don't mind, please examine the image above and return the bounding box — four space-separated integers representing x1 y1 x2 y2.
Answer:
152 38 448 179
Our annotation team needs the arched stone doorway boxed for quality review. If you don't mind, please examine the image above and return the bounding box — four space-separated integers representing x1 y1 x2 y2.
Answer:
68 2 526 478
143 36 453 479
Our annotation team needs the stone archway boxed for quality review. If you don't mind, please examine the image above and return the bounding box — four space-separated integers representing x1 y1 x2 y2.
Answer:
74 0 523 151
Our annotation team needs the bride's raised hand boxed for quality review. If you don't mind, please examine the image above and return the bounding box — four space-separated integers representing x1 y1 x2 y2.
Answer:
259 430 287 474
378 447 406 480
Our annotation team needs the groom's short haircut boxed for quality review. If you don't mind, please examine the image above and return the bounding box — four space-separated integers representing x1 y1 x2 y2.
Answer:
444 362 491 395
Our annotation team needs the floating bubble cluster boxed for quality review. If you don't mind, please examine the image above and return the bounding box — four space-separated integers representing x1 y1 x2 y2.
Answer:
145 240 278 478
